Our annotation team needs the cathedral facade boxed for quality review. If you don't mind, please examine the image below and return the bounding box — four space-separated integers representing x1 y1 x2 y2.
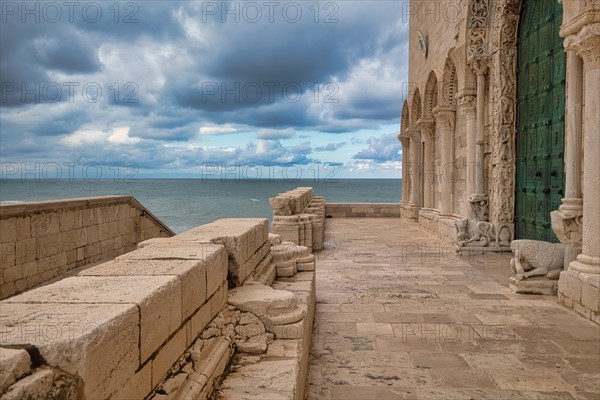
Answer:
400 0 599 323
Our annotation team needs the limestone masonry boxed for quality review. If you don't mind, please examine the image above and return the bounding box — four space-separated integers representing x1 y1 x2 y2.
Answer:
0 192 318 399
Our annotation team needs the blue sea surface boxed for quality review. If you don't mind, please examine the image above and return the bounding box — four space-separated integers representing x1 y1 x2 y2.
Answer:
0 179 402 233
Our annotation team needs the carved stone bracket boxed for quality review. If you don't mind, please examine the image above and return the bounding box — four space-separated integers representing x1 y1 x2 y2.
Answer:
467 193 489 222
551 203 583 248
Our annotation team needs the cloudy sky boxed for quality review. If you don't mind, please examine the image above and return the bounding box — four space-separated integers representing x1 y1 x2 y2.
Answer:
1 1 409 179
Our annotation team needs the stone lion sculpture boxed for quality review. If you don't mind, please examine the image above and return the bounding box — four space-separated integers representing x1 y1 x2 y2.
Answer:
510 240 564 280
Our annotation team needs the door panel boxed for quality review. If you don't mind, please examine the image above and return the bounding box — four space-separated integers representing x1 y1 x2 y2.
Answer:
515 0 565 242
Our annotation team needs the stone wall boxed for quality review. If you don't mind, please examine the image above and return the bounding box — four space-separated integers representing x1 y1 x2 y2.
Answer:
1 215 317 399
325 203 400 218
0 196 173 300
558 270 600 325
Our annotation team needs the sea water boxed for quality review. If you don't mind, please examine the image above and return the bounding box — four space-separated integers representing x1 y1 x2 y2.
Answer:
0 179 402 233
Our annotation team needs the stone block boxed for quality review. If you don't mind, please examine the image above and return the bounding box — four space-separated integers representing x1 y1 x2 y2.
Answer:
178 219 268 267
207 248 228 297
232 241 271 286
152 326 187 388
118 241 222 262
15 238 36 265
6 275 182 363
210 282 228 317
0 347 31 393
80 256 224 321
0 302 139 400
190 301 213 343
36 234 62 259
509 277 558 295
110 362 152 400
581 279 600 313
59 210 81 232
0 243 16 269
558 270 583 302
1 368 54 400
0 218 17 244
31 212 59 236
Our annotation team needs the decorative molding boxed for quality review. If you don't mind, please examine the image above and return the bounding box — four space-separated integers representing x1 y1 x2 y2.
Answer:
467 1 491 74
488 0 521 233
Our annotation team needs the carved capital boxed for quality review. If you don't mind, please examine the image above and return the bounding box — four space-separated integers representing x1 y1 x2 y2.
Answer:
574 23 600 69
433 108 455 131
418 119 435 143
457 95 477 114
468 56 490 75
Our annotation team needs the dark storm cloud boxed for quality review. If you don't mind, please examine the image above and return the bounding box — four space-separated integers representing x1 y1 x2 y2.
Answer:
1 1 409 169
353 133 401 162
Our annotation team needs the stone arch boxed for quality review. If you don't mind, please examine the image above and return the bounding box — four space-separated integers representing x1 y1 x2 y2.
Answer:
423 70 441 120
411 88 422 125
401 100 409 133
441 55 458 108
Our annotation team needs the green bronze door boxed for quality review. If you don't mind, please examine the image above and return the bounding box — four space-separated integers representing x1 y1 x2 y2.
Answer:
515 0 565 242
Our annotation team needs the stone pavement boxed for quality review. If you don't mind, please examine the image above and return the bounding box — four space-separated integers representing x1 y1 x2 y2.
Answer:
306 219 600 400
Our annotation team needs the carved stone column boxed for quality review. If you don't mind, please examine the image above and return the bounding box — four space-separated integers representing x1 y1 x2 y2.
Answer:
398 134 410 204
433 108 456 216
419 120 435 209
408 128 422 207
552 38 584 268
466 58 490 223
569 24 600 276
459 94 477 197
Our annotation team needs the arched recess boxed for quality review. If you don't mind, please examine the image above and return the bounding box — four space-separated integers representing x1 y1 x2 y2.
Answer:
400 99 410 203
411 88 422 124
410 89 422 206
423 70 441 209
401 100 409 133
423 70 441 120
441 55 458 108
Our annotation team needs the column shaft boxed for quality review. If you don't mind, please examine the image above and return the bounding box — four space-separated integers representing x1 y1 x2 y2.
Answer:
564 50 583 200
476 73 486 194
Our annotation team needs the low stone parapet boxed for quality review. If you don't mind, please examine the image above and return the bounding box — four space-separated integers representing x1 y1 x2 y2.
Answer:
1 237 228 400
0 196 173 300
1 213 317 399
326 202 400 218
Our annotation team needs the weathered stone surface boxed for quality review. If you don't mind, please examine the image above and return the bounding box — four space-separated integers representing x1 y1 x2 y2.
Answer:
218 359 298 399
178 219 268 266
0 347 31 393
0 302 139 400
509 277 558 295
82 245 227 319
228 284 298 317
1 369 55 400
5 275 182 363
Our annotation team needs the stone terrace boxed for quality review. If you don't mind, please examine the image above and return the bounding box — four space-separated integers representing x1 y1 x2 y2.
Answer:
307 218 600 400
